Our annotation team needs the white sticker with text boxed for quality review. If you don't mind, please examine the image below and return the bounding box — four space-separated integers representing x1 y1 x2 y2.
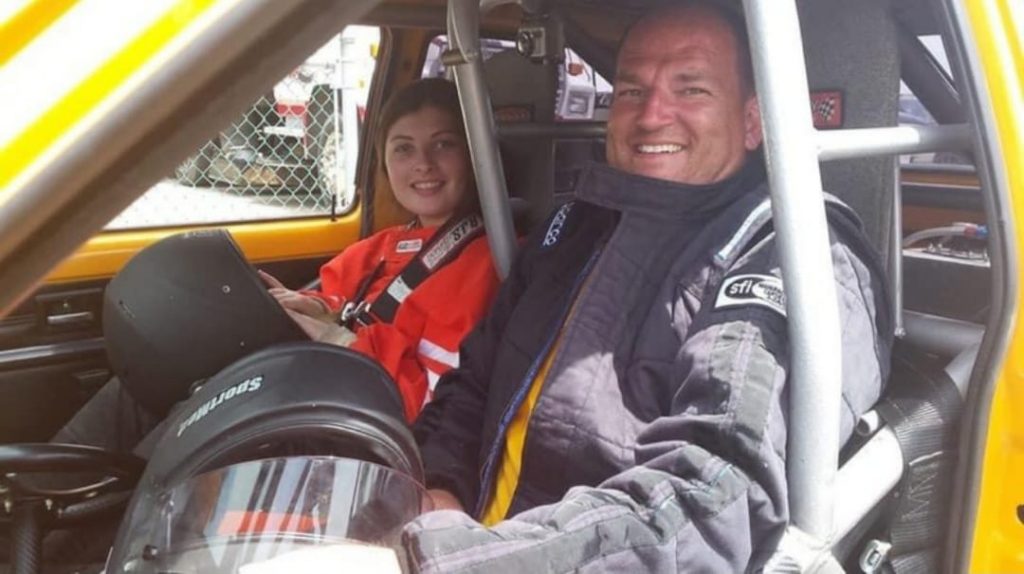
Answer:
714 274 786 317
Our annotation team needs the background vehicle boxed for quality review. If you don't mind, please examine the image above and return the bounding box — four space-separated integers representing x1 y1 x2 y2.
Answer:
173 28 379 213
0 0 1020 572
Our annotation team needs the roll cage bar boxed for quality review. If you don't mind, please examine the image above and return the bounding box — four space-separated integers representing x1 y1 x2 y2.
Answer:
442 0 973 566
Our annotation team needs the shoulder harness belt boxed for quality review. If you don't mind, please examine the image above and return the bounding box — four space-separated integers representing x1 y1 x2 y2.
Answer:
340 213 485 328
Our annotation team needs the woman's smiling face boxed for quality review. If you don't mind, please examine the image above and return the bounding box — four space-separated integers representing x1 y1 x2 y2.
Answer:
384 105 472 228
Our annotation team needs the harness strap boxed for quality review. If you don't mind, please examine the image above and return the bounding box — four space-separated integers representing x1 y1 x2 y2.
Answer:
350 213 485 327
861 343 963 574
338 259 385 328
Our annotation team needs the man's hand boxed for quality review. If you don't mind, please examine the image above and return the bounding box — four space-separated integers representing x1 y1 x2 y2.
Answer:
425 489 465 512
258 270 332 320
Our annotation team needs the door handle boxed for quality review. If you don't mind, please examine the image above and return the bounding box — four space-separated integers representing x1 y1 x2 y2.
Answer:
35 287 103 332
46 311 95 328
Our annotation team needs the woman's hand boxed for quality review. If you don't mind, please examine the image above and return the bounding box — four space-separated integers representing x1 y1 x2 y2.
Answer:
259 270 331 320
283 309 357 347
260 271 355 347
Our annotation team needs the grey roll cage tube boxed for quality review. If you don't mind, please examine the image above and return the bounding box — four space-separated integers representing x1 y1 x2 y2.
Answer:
443 0 973 564
446 0 519 279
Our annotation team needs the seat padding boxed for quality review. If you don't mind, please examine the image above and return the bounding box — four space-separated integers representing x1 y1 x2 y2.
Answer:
484 50 559 229
800 0 900 265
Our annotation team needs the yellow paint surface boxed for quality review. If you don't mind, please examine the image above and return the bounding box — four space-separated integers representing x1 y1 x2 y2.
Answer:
968 0 1024 571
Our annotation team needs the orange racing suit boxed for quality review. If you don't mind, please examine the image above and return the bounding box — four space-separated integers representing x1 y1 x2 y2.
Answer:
309 223 500 421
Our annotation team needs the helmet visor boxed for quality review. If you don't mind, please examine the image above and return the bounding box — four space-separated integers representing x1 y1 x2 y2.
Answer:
113 457 427 573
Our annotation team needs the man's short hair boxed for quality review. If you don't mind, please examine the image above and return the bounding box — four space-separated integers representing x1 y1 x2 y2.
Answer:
616 0 755 96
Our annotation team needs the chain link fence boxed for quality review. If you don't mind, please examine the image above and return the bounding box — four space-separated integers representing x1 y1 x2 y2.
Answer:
107 28 379 230
172 80 343 209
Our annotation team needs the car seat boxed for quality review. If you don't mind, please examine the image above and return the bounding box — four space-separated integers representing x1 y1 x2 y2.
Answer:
482 49 560 230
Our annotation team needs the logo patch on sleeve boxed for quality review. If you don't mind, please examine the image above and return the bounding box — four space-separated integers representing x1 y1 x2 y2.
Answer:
715 274 787 317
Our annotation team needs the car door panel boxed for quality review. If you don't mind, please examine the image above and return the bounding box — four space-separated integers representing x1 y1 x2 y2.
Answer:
45 217 360 283
0 216 359 444
0 281 109 442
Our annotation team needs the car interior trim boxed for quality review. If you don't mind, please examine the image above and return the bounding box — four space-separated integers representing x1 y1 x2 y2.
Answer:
0 337 105 371
940 0 1021 570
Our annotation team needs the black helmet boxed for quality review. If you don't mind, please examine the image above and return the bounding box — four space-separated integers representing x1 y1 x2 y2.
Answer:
103 229 307 416
107 342 424 572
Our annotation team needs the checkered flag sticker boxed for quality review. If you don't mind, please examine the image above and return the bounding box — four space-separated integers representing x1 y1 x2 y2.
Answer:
810 90 844 129
815 98 835 119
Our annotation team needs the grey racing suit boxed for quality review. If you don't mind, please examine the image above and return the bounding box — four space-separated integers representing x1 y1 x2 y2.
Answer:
405 159 893 572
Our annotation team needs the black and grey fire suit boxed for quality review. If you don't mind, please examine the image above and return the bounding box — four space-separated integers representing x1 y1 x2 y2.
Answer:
404 160 893 572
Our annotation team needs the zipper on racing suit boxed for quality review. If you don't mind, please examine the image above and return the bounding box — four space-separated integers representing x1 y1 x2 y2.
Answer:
472 246 604 517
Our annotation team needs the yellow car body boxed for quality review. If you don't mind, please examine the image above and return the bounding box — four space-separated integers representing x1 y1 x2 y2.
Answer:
963 0 1024 571
0 0 1021 571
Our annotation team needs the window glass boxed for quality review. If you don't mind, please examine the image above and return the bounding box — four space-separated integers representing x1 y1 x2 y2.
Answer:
106 26 380 230
421 35 612 122
898 34 972 167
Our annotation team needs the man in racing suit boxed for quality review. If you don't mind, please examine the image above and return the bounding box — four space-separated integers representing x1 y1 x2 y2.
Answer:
402 2 893 572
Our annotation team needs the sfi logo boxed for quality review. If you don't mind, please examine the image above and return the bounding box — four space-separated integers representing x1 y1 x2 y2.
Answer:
422 215 483 270
176 375 263 437
714 274 786 317
542 202 573 248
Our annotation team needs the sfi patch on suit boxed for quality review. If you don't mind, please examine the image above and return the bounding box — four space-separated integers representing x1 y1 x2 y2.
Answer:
810 90 844 129
715 274 787 317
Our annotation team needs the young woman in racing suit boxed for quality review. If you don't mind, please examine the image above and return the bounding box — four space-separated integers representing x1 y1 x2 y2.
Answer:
33 79 496 564
261 78 500 422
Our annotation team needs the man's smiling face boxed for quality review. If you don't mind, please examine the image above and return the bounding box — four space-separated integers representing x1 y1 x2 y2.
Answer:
606 4 763 185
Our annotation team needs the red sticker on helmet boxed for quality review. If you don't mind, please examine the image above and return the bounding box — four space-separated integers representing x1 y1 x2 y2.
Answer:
810 90 844 129
217 510 319 536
